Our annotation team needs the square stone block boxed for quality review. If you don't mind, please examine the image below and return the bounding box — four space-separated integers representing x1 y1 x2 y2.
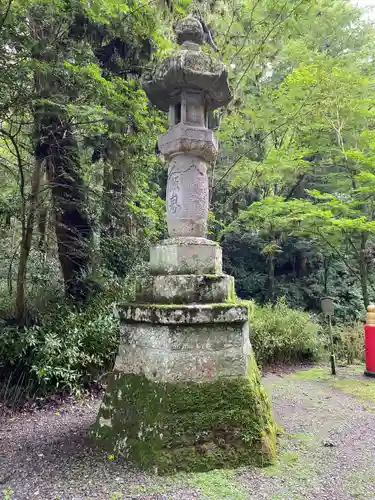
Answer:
150 237 222 275
136 274 234 304
115 303 250 383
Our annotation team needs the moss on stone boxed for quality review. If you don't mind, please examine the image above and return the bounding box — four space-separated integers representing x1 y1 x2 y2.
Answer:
118 302 247 327
122 302 238 309
91 354 276 474
227 278 236 302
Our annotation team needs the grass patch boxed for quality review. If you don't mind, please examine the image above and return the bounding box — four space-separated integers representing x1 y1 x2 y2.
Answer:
288 364 375 404
332 377 375 403
288 366 331 381
263 450 299 477
184 470 249 499
126 481 176 495
123 469 252 498
262 433 316 479
289 432 315 443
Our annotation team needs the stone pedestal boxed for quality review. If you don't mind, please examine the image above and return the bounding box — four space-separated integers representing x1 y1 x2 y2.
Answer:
92 304 276 473
150 237 222 275
92 15 276 473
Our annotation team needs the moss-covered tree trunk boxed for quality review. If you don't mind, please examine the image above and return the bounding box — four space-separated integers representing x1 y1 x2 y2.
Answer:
31 11 93 302
15 160 42 320
43 114 92 300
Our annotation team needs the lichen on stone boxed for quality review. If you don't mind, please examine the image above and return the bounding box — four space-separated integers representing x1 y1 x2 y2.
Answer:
91 354 277 474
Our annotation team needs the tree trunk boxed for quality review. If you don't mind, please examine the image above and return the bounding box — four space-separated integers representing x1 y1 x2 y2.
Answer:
37 169 49 253
359 231 369 309
100 140 128 239
44 117 92 301
31 14 93 302
296 249 308 277
267 255 276 303
15 160 42 320
323 255 331 295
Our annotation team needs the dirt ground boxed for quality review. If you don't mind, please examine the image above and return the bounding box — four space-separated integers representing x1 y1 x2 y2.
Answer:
1 364 375 500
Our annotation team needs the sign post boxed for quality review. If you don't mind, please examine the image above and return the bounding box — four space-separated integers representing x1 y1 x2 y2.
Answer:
321 296 336 376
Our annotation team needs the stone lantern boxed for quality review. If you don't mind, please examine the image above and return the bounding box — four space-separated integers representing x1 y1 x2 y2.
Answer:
92 16 276 474
144 16 231 242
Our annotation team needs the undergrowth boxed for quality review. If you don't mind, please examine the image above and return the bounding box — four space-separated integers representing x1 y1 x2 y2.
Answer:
0 274 137 406
247 298 323 366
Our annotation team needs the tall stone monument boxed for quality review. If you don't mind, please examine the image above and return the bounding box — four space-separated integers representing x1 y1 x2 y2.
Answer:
92 16 276 473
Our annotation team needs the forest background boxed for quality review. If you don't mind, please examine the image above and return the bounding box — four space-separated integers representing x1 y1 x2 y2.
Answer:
0 0 374 403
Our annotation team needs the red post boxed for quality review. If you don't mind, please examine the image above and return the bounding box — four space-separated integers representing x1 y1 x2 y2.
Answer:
364 305 375 377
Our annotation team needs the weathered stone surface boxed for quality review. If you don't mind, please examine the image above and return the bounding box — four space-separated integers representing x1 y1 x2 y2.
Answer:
175 16 204 45
115 343 249 382
136 274 234 304
150 237 222 275
143 17 231 112
159 123 218 162
113 303 250 382
166 154 209 237
117 303 248 325
120 322 244 350
113 316 250 382
162 125 217 237
91 355 277 473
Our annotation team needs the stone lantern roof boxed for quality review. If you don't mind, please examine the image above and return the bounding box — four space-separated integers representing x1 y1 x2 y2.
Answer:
143 16 232 112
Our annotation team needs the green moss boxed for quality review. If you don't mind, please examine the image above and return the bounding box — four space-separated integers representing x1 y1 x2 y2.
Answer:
91 354 276 474
287 364 375 403
288 366 331 381
227 277 236 302
123 302 239 309
184 469 248 499
332 377 375 403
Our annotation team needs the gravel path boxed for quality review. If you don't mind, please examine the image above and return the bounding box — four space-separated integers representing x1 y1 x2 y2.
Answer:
1 365 375 499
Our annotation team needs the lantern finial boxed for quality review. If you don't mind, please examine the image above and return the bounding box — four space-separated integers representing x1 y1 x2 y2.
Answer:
175 16 204 46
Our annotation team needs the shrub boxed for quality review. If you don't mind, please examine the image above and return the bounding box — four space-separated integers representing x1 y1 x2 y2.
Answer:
332 321 365 364
0 272 143 405
247 298 323 366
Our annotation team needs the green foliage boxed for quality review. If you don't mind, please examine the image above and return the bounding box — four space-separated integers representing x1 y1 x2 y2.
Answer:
247 298 323 366
0 275 140 403
222 231 365 321
1 489 14 500
332 322 365 364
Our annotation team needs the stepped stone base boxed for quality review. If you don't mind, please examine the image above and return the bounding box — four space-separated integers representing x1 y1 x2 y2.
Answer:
136 274 235 304
92 303 277 473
